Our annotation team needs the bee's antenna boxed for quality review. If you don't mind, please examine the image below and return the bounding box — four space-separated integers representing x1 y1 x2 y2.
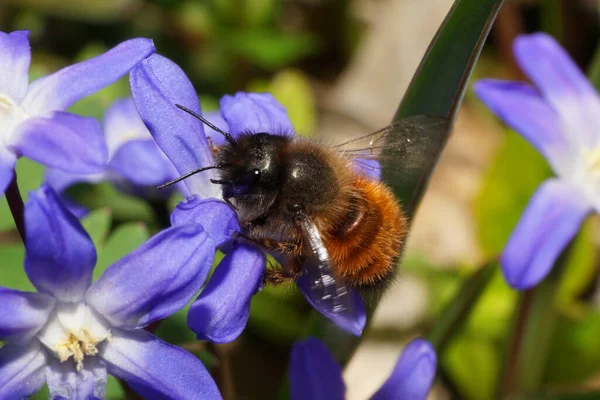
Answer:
157 164 228 189
175 104 235 145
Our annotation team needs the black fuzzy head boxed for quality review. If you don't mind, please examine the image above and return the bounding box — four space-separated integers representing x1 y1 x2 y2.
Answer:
215 132 291 221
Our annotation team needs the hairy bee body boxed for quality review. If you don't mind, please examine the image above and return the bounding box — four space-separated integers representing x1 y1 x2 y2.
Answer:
215 133 406 289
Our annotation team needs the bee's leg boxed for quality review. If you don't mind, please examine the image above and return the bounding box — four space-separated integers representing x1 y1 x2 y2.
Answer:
263 257 303 286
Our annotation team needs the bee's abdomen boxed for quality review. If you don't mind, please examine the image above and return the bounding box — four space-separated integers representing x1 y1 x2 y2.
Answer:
324 177 407 288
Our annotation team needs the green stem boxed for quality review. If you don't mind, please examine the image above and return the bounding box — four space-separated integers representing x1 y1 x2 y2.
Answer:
498 250 567 398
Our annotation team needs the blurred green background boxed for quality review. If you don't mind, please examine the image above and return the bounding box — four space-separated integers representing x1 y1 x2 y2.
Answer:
1 0 600 399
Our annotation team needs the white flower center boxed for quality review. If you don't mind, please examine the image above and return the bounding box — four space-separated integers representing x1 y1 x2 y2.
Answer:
583 147 600 176
0 94 29 146
37 302 111 371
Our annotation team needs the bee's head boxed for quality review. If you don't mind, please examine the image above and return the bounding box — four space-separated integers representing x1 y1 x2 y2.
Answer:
215 132 290 220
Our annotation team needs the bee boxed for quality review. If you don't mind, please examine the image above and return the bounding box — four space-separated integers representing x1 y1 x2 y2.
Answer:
161 104 445 320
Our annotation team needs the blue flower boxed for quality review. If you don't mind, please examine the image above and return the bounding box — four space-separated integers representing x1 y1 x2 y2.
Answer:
0 30 155 195
474 33 600 290
130 53 366 339
46 97 180 202
0 185 221 399
289 337 436 400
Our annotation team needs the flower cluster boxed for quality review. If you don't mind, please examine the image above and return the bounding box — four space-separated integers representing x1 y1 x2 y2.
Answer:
0 28 439 399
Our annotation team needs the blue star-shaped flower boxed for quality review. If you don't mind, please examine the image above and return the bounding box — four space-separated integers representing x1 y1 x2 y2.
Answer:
0 185 221 399
0 31 155 194
475 33 600 289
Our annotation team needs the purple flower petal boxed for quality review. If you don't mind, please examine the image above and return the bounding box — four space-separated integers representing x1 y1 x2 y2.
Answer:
0 146 17 194
204 110 229 147
13 111 108 173
0 30 30 102
0 287 56 344
187 242 265 343
25 185 97 302
289 338 345 400
21 38 155 116
103 97 150 154
0 343 47 399
130 54 218 198
501 179 591 290
109 139 176 187
473 80 570 175
296 273 366 336
171 197 240 247
87 225 214 328
46 357 107 400
514 33 600 148
371 338 437 400
102 328 221 399
220 92 294 136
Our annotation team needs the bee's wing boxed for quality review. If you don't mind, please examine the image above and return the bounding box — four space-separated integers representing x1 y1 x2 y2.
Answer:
294 212 364 335
296 213 352 314
336 115 448 180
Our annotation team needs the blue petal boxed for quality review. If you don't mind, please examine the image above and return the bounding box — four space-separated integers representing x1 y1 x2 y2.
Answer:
289 338 345 400
220 92 294 136
109 139 176 187
501 179 591 290
102 328 222 399
46 357 107 400
0 146 17 194
0 30 30 102
473 80 570 176
514 33 600 148
86 225 214 328
296 273 366 336
21 38 155 116
25 185 97 302
14 111 108 173
187 242 265 343
171 197 240 247
130 54 218 198
371 338 437 400
103 97 151 154
0 287 56 344
0 343 47 399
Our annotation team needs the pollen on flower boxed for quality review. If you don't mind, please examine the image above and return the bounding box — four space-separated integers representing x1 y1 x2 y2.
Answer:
583 147 600 174
54 328 112 371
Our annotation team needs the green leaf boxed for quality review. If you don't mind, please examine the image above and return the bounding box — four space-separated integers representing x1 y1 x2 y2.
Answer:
95 222 150 280
545 311 600 385
81 208 112 249
67 183 155 225
395 0 504 121
556 218 597 317
443 334 500 400
427 262 496 351
474 130 552 256
0 244 31 291
220 30 319 69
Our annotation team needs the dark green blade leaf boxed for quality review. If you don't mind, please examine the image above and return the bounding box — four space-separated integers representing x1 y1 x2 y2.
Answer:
390 0 506 218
